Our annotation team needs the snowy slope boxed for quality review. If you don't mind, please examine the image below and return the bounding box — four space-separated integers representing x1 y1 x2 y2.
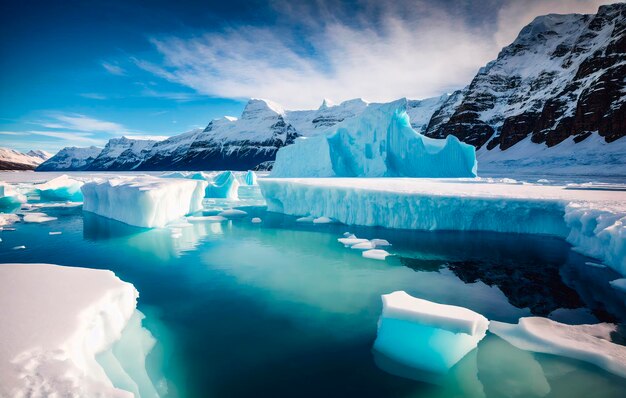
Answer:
88 137 157 171
0 147 51 170
37 146 102 171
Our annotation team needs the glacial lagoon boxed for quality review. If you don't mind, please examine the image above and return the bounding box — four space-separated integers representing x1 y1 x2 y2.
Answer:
1 176 626 397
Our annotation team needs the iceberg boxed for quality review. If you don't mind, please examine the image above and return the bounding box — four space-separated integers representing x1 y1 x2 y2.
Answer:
271 99 476 178
0 182 26 207
489 317 626 379
82 176 207 228
35 174 84 201
373 291 488 376
206 171 239 199
0 263 160 397
244 170 257 186
259 178 626 276
362 249 391 260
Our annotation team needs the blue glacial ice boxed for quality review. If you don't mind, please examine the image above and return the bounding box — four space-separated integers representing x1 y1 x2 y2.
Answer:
259 178 626 276
244 170 257 186
82 176 207 228
206 171 239 199
271 99 477 178
34 175 84 201
0 183 26 208
373 291 489 376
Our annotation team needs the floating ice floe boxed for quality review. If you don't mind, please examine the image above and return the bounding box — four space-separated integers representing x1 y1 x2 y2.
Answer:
0 183 26 207
218 209 248 218
12 245 26 250
586 261 607 268
0 263 161 397
206 171 239 199
370 239 391 247
363 249 391 260
22 212 57 223
338 237 369 246
251 217 262 223
82 176 207 228
489 317 626 379
271 99 476 178
259 178 626 276
187 215 228 223
296 216 315 223
0 213 20 227
351 241 376 250
245 170 258 186
49 231 62 235
609 278 626 293
374 291 489 376
35 175 84 201
313 216 334 224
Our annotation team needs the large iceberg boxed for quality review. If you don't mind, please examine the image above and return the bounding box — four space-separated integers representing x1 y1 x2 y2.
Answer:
259 178 626 276
206 171 239 199
271 99 477 178
0 263 161 397
490 317 626 379
82 176 207 228
373 291 488 377
35 174 84 201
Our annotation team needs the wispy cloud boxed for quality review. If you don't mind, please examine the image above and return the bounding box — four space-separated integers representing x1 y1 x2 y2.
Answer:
40 113 126 133
102 61 126 76
26 131 105 146
136 0 612 109
80 93 108 100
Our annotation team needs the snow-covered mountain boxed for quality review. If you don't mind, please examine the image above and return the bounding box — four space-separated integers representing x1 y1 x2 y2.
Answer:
423 3 625 173
0 148 51 170
88 137 157 171
37 146 102 171
36 3 625 174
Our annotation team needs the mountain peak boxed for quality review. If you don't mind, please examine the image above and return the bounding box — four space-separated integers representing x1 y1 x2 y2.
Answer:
242 98 285 120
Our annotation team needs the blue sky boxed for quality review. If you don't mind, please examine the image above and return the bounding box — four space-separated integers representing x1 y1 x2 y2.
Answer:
0 0 613 153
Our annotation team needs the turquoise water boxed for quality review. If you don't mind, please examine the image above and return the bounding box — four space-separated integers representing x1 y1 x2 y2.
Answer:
1 186 626 397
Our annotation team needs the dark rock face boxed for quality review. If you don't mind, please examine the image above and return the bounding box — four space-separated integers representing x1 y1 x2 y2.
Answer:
424 3 626 150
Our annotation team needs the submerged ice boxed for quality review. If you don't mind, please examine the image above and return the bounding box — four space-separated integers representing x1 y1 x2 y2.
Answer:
271 99 477 178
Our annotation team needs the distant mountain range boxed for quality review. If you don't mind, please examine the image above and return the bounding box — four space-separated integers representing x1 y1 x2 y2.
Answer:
0 148 51 170
30 3 626 174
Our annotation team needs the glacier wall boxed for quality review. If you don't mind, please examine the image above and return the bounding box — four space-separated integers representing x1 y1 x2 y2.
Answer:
259 179 626 276
271 99 477 178
82 176 207 228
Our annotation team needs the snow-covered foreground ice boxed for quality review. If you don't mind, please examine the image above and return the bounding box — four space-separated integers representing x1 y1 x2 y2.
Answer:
0 263 160 397
490 317 626 379
271 99 477 178
82 176 206 228
373 291 488 376
260 178 626 276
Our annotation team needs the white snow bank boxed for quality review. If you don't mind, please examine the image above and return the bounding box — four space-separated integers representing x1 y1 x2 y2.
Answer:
82 176 207 228
35 174 84 201
374 291 488 375
490 317 626 379
260 178 626 275
0 263 160 397
206 171 239 199
22 212 57 223
272 99 476 178
0 182 26 207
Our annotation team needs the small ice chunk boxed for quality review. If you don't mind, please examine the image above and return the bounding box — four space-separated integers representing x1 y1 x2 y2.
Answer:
374 291 489 375
12 245 26 250
351 241 376 250
363 249 391 260
370 239 391 247
0 213 20 227
187 215 228 222
218 209 248 218
489 317 626 379
537 179 550 183
337 237 369 246
23 212 57 223
313 216 334 224
342 232 353 237
586 261 606 268
296 216 315 223
244 170 258 186
251 217 262 223
609 278 626 293
49 231 62 235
